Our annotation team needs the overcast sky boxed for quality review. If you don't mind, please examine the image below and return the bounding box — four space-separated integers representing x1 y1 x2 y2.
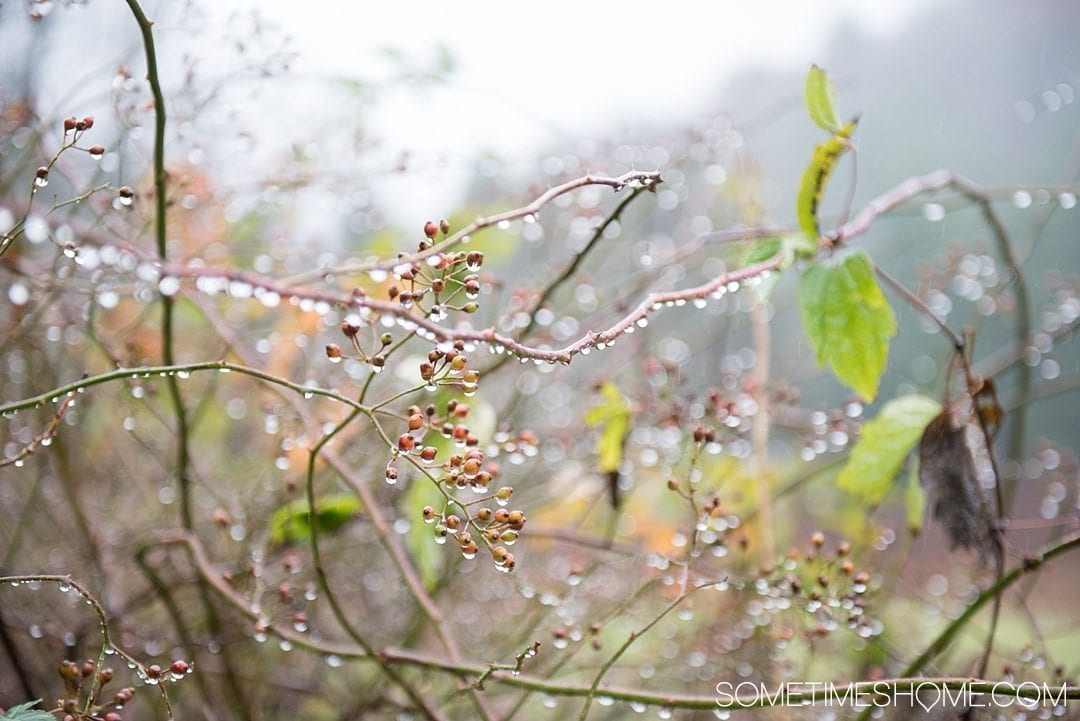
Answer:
199 1 933 224
234 1 931 150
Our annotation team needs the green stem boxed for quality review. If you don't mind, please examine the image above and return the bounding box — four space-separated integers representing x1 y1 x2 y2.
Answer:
303 401 449 720
117 6 247 710
0 361 366 416
901 535 1080 679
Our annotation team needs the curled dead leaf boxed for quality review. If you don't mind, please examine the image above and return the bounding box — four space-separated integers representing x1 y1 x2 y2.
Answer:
918 409 1000 568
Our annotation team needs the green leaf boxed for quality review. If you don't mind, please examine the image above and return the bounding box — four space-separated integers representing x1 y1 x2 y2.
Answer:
402 477 445 591
805 65 842 133
796 120 857 240
742 235 818 301
585 383 632 474
269 493 362 546
742 237 782 266
837 395 942 505
799 249 897 401
905 460 926 533
1 700 54 721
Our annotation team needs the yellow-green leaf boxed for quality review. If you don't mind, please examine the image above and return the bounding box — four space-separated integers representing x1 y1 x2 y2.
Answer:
799 249 897 400
837 395 941 505
269 493 363 546
796 120 857 239
905 460 926 533
806 65 842 133
585 383 631 474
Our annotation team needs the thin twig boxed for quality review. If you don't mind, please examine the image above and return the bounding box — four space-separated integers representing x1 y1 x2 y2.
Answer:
161 255 783 363
0 574 175 718
140 531 1080 711
0 361 366 417
903 534 1080 676
577 580 717 720
282 171 662 283
0 393 76 468
487 184 652 374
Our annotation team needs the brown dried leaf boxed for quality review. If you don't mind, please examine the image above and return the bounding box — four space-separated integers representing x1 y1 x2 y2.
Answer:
918 410 1000 568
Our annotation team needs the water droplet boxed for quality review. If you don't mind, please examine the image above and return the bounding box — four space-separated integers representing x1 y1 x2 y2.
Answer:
158 276 181 296
34 176 48 188
325 654 343 667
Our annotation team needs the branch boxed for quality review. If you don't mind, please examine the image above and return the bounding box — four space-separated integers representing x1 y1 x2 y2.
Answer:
160 255 782 363
123 3 239 709
282 170 662 283
127 533 1080 712
578 581 715 720
0 393 76 468
0 361 367 417
0 574 175 718
901 533 1080 679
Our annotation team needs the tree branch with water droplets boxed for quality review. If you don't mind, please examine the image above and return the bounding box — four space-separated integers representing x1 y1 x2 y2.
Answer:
281 170 663 283
161 255 782 364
